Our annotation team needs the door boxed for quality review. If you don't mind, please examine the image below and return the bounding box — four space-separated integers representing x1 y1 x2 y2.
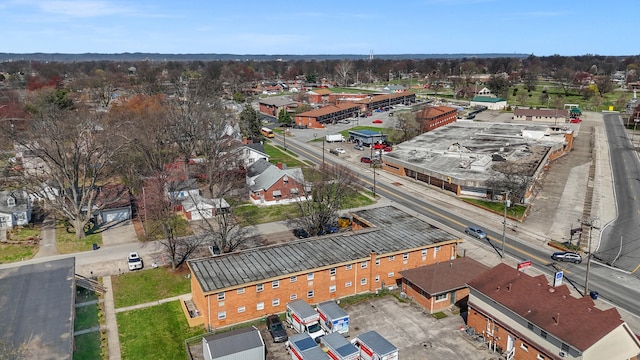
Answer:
506 335 515 360
450 291 456 305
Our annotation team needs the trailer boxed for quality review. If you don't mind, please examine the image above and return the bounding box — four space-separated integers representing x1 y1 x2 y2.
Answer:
288 333 330 360
316 301 349 336
352 331 398 360
286 300 325 342
325 134 345 142
320 332 359 360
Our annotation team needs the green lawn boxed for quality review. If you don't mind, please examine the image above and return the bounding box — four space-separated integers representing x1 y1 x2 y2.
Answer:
142 215 193 241
462 198 526 220
75 304 100 331
117 301 206 360
56 222 103 254
7 224 41 241
111 266 192 309
73 331 102 360
264 143 305 167
0 243 37 264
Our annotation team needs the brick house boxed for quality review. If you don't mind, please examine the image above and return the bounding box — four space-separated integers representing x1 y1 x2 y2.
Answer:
399 257 489 314
258 97 298 117
415 106 458 133
307 88 332 104
246 159 305 205
467 263 640 360
187 206 462 331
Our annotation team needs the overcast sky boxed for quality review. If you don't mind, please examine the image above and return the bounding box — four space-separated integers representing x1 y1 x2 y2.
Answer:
2 0 637 56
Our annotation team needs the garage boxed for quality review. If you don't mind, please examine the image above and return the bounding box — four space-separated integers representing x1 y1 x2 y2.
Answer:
100 207 132 224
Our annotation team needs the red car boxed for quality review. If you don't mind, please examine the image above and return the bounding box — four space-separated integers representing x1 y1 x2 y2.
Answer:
372 119 383 124
383 146 392 152
360 156 371 163
373 143 386 149
570 118 582 123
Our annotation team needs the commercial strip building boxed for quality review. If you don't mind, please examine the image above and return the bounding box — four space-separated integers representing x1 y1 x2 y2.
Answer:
379 122 574 201
187 206 462 330
467 263 640 360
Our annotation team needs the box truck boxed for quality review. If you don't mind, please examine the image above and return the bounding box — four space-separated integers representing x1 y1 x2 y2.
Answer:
352 331 398 360
287 333 330 360
320 332 359 360
316 301 350 336
286 300 325 342
325 134 345 142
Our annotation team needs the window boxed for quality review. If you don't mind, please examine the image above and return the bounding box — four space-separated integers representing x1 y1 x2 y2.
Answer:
330 268 336 275
540 330 547 339
345 281 352 288
256 283 264 292
360 278 367 285
307 272 314 280
6 197 15 207
257 302 265 311
272 190 282 198
536 355 545 360
307 290 314 298
272 280 279 289
388 255 395 261
290 276 297 282
218 311 226 320
403 253 409 260
375 275 380 282
375 258 380 265
388 272 394 278
290 188 299 195
361 261 367 269
435 293 447 302
237 288 245 295
217 292 225 301
238 306 246 313
290 294 297 300
272 298 280 307
520 343 528 351
435 246 441 251
345 264 353 270
329 285 336 293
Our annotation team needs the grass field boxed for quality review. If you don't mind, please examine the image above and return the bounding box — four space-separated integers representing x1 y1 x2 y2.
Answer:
142 215 193 242
117 301 205 360
56 222 103 254
0 243 37 263
74 304 100 331
111 266 192 309
73 332 102 360
6 224 41 241
462 198 526 219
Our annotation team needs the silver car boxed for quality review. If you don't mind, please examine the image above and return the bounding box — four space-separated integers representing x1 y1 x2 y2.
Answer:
551 251 582 264
465 226 487 240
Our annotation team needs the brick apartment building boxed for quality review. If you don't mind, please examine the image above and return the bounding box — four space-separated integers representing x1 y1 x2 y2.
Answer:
467 263 640 360
187 206 462 330
415 105 458 133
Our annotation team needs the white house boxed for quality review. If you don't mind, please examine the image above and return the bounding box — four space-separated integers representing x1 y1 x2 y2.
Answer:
182 196 230 221
0 190 32 229
165 179 200 202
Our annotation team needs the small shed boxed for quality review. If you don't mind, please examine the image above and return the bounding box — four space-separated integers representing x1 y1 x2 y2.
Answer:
348 130 387 146
202 326 265 360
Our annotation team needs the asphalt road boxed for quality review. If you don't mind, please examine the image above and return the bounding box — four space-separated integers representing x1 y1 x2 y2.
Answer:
600 113 640 272
275 123 640 319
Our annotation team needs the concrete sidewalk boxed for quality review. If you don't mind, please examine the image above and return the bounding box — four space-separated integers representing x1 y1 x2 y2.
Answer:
103 276 122 360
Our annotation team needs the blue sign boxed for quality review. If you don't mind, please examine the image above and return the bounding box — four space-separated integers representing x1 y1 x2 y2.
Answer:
553 271 564 287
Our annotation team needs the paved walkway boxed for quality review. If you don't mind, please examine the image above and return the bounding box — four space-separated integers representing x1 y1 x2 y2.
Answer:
114 295 184 313
34 215 58 258
103 276 122 360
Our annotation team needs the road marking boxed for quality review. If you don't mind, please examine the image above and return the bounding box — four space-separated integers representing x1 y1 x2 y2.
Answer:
632 263 640 274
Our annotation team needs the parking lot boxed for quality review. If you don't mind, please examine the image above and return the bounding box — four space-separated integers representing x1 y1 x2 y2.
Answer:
262 294 501 360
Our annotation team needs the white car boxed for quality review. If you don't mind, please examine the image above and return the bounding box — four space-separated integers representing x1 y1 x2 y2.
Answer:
335 148 346 154
128 252 143 270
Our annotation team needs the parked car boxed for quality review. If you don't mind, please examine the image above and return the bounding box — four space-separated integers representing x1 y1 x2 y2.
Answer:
360 156 371 163
551 251 582 264
293 228 310 239
464 226 487 240
266 314 288 343
354 144 364 151
329 149 340 155
373 143 386 149
372 119 383 124
128 252 143 271
570 118 582 123
334 148 346 154
383 146 392 152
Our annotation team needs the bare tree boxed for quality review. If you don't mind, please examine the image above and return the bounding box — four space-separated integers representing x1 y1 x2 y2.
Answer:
293 163 359 236
389 112 420 143
8 97 126 239
335 60 353 87
486 161 535 204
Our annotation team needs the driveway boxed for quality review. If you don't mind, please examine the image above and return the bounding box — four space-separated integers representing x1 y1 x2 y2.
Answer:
100 220 138 247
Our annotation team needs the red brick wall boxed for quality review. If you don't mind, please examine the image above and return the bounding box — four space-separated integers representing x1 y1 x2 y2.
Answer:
194 242 458 329
249 173 305 203
401 281 469 313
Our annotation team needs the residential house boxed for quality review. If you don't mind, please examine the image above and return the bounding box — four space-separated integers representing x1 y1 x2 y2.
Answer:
399 257 489 313
382 85 406 93
187 206 462 330
470 96 508 110
0 190 31 229
182 196 230 221
467 263 640 360
166 178 200 202
415 105 458 133
246 159 305 205
93 184 132 224
513 108 569 123
234 141 269 168
202 326 265 360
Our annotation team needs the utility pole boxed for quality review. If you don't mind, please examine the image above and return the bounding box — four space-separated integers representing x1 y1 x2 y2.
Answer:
283 129 287 151
582 217 600 297
501 191 511 258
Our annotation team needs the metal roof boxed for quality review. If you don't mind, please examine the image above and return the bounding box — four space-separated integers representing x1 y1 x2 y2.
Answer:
188 206 459 294
322 332 359 357
203 326 264 357
317 301 347 320
357 330 398 356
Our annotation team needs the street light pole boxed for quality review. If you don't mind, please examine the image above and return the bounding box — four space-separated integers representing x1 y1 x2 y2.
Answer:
501 191 511 258
582 218 599 297
283 129 287 151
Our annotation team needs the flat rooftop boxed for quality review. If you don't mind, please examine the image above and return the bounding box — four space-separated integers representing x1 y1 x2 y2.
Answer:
384 121 570 183
188 206 460 294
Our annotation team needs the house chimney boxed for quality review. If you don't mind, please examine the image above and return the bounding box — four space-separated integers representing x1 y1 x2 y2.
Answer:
276 162 283 170
507 283 512 292
496 286 501 292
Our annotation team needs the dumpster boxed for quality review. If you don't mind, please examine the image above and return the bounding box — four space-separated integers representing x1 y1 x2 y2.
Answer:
92 243 99 251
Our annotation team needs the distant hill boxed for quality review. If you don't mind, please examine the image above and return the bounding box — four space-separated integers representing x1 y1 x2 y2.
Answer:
0 52 530 63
